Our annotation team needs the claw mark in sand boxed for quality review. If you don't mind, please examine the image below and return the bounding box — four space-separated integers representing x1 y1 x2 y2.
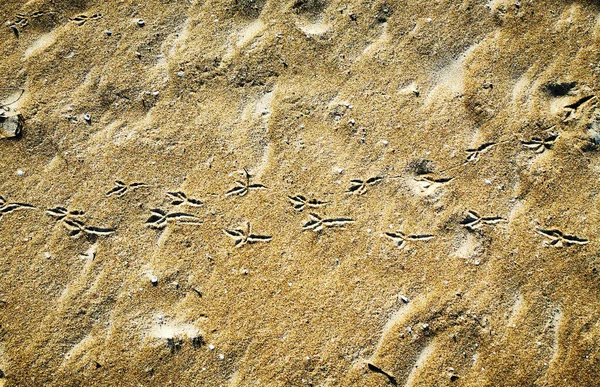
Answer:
521 134 558 154
8 10 56 37
287 195 328 212
166 191 204 207
563 95 597 122
79 243 97 260
225 168 267 197
223 222 272 248
535 228 589 247
105 180 150 197
346 176 383 195
46 206 115 237
69 13 103 27
465 142 498 163
385 231 434 249
460 210 506 230
413 175 454 194
302 213 354 232
0 195 36 220
366 362 397 385
145 209 203 229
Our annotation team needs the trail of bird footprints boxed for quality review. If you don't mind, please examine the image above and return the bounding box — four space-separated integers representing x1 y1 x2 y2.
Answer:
0 132 592 250
7 9 103 38
7 10 54 38
2 5 592 252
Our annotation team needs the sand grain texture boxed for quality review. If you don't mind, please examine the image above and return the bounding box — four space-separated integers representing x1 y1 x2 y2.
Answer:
1 0 600 385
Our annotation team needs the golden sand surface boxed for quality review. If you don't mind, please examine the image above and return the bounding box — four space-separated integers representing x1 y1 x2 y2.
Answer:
1 0 600 385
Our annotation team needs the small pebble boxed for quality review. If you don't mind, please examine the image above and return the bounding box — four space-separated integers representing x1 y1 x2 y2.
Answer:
150 276 158 286
44 252 52 259
83 113 91 122
242 269 249 275
381 140 389 146
177 71 184 77
16 170 24 176
208 344 215 350
400 295 409 304
137 19 145 27
66 114 72 119
218 354 225 360
105 30 112 36
422 323 430 330
152 91 159 96
485 179 491 184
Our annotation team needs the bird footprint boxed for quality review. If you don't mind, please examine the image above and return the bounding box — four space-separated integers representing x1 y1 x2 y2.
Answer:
0 195 36 220
69 13 103 26
287 195 328 212
46 206 115 237
346 176 383 195
385 231 434 249
226 168 267 197
536 228 589 247
105 180 150 197
144 209 203 229
223 222 272 248
460 210 505 230
166 191 204 207
521 134 558 154
465 142 497 163
302 213 354 232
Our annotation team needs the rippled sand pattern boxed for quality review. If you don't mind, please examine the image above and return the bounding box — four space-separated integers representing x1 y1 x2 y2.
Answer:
1 0 600 385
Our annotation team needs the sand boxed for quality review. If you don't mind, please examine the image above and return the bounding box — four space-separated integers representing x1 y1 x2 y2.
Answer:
1 0 600 385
